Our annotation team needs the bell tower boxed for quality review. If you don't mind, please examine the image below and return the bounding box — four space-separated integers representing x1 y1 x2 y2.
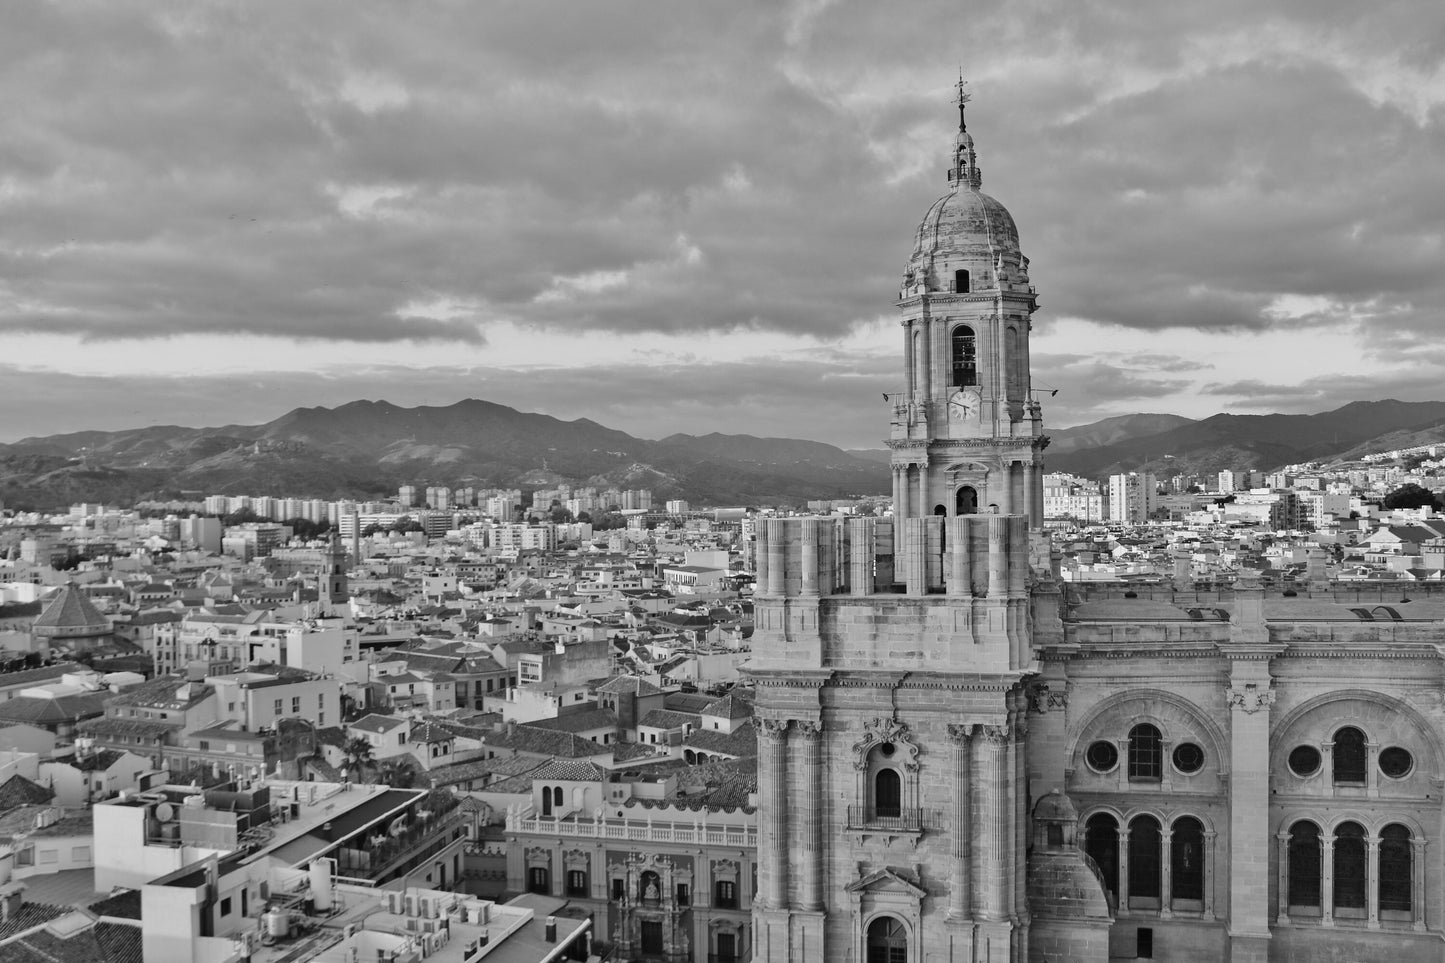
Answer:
747 84 1050 963
891 78 1046 528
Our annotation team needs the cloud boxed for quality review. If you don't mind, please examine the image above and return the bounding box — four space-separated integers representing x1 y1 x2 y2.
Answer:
2 0 1443 437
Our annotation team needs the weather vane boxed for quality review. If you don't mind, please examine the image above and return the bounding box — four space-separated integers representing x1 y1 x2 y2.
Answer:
956 71 971 106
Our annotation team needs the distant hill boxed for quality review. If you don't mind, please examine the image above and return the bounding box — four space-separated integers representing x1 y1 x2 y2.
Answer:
7 397 1444 510
1046 400 1445 479
1047 413 1197 455
0 399 890 510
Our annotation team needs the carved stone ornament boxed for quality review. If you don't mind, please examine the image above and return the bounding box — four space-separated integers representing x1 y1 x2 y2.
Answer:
793 719 822 738
1225 683 1275 714
524 846 551 863
563 848 589 868
977 724 1010 744
946 723 975 745
1027 681 1068 714
851 716 922 772
758 718 790 738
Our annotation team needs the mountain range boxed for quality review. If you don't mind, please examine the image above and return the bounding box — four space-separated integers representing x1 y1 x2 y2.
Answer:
2 398 1442 511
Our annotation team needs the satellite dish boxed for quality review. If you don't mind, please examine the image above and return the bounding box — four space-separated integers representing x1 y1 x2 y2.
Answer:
156 802 176 822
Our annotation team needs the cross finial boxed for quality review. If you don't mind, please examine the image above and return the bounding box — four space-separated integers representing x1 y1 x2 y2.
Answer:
955 73 971 131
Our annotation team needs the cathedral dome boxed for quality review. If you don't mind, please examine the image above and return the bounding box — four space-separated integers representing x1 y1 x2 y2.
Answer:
910 186 1020 262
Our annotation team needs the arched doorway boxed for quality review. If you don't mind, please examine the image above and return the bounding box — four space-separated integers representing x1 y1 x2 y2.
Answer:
866 915 908 963
956 486 978 515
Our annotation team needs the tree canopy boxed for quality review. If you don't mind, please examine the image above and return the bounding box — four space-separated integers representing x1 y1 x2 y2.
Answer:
1381 483 1443 511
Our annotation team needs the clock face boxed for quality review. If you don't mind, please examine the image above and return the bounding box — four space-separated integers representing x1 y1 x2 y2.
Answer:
950 389 980 420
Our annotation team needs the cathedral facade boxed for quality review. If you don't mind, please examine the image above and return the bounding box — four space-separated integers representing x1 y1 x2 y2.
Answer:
746 86 1445 963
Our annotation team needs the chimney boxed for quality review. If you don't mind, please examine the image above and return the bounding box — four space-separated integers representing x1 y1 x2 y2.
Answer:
544 916 557 942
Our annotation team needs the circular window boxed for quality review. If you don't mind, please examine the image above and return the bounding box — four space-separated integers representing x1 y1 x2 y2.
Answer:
1085 740 1118 773
1379 746 1413 778
878 742 896 757
1172 742 1205 774
1288 745 1322 777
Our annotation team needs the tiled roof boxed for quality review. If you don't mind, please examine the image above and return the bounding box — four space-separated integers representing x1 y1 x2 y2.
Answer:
0 694 109 727
682 720 757 759
348 713 406 734
0 663 85 690
662 692 714 714
87 890 141 920
409 721 453 744
637 709 698 730
531 759 607 782
529 709 617 735
0 902 69 942
486 725 609 759
32 584 110 632
596 675 661 696
77 717 178 740
0 774 55 809
105 675 212 710
700 692 752 720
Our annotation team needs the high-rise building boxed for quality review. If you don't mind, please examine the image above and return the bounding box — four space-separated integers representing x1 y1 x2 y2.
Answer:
1108 471 1157 525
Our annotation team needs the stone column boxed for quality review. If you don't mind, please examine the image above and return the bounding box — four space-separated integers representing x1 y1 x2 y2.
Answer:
1275 832 1290 924
795 721 823 912
946 724 974 920
947 517 971 596
1205 829 1218 919
766 520 785 597
1366 834 1380 928
757 719 791 909
972 724 1009 920
800 519 819 596
1411 838 1427 931
849 518 873 596
1366 741 1379 797
755 520 770 593
904 321 915 399
917 461 929 517
1159 827 1174 919
1022 463 1036 526
1118 829 1131 911
987 516 1008 598
998 463 1014 516
898 466 912 521
1321 835 1335 925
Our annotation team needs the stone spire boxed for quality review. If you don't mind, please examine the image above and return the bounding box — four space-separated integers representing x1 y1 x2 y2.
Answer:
948 75 981 190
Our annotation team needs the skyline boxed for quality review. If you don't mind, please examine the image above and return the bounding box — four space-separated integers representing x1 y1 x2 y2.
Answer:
4 1 1445 449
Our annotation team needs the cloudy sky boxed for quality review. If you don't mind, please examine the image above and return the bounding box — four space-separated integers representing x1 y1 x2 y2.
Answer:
3 0 1443 449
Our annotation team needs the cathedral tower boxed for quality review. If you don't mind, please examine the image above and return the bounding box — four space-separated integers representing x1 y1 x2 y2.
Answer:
747 85 1048 963
891 77 1046 528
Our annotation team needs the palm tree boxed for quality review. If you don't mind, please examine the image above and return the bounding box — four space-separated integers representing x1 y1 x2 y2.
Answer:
344 737 375 782
377 760 417 789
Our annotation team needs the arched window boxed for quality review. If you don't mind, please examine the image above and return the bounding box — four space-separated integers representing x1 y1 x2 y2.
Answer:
866 916 908 963
1170 816 1205 905
1333 727 1367 783
1128 724 1163 782
1333 821 1366 916
1083 813 1119 900
541 789 552 816
951 326 977 387
1379 824 1412 915
1128 815 1161 906
553 786 564 808
873 768 902 819
955 269 970 294
956 486 978 515
1288 821 1321 912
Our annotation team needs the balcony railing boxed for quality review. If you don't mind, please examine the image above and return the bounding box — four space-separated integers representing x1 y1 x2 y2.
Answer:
509 812 757 848
845 806 923 833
